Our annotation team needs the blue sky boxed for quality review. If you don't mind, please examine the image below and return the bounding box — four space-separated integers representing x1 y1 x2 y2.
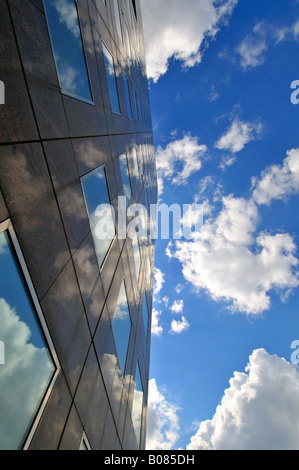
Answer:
140 0 299 450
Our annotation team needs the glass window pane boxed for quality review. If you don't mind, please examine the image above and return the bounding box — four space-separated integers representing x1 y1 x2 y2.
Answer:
0 230 56 450
82 166 115 268
131 147 139 180
112 0 122 40
132 237 141 280
44 0 92 101
124 75 133 119
142 293 149 335
124 23 131 60
112 281 131 374
132 362 144 447
119 153 132 205
102 42 121 114
133 90 139 121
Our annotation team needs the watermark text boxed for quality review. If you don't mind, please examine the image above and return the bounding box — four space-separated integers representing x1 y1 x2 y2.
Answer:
0 81 4 105
291 340 299 365
94 197 204 241
291 80 299 105
0 341 5 365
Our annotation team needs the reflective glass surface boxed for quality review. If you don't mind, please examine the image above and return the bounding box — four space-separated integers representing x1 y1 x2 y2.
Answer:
132 237 141 280
112 281 131 375
102 42 121 114
131 147 139 180
0 230 56 450
44 0 92 101
142 293 149 336
82 166 115 268
112 0 122 40
133 90 139 121
119 153 132 205
123 75 133 119
132 362 143 447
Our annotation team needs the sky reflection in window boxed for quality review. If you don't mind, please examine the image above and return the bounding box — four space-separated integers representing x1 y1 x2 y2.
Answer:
132 362 143 447
0 231 56 450
112 281 131 375
102 42 121 114
44 0 92 101
82 165 115 268
119 153 132 205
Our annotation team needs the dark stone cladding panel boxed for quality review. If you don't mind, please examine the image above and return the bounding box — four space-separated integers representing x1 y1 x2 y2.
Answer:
0 142 71 300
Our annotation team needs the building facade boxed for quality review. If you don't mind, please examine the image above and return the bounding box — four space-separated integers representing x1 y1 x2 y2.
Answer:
0 0 157 450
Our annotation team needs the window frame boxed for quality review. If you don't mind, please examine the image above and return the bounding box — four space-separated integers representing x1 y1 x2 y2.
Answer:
112 0 123 42
0 219 60 450
123 74 133 120
43 0 94 105
131 359 144 448
132 236 141 282
141 292 150 339
119 152 133 206
111 279 132 378
102 40 122 115
80 164 117 272
80 432 91 450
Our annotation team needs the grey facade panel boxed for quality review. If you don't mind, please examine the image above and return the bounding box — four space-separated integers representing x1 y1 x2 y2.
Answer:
0 0 157 450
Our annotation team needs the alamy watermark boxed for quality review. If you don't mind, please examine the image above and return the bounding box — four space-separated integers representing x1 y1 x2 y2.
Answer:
290 80 299 105
95 197 204 241
0 81 4 105
0 341 5 365
290 340 299 365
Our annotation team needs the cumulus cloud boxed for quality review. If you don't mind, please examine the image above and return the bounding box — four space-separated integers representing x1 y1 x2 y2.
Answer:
168 190 299 315
235 19 299 71
252 148 299 205
215 118 263 154
0 298 55 449
187 349 299 450
165 148 299 316
170 316 190 335
0 233 7 255
146 379 181 450
236 35 267 70
170 300 184 315
153 267 165 297
156 134 207 196
54 0 80 38
151 308 163 337
170 197 299 315
140 0 238 82
273 19 299 43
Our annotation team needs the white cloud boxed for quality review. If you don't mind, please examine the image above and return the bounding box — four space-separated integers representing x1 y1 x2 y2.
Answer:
236 35 267 70
0 298 55 449
252 148 299 205
152 268 166 336
215 119 263 154
156 134 207 196
187 349 299 450
140 0 238 82
153 267 165 298
146 379 181 450
151 308 163 337
170 300 184 315
235 19 299 71
0 233 7 255
170 316 190 335
175 284 184 294
54 0 80 38
273 19 299 43
168 193 299 316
